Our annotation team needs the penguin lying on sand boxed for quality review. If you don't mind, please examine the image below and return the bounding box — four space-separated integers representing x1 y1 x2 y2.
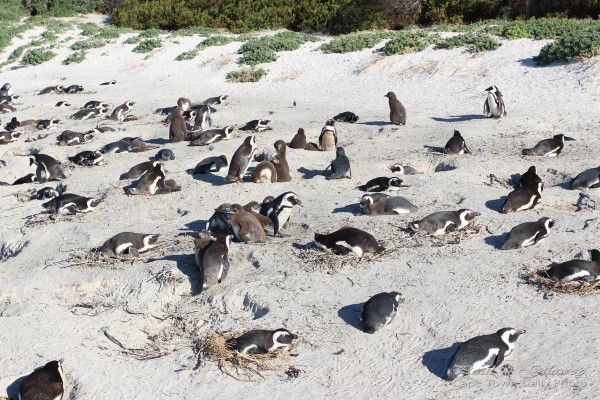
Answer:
227 329 297 354
361 292 403 333
546 250 600 282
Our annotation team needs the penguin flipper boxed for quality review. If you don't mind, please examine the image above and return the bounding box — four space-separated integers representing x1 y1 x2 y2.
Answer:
128 247 140 257
491 350 505 369
220 254 230 281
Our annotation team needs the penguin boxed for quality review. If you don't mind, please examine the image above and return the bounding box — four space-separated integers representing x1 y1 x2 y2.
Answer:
203 95 228 106
39 85 64 95
0 104 16 113
100 137 139 154
64 85 84 94
319 119 337 151
127 162 164 195
228 203 266 243
325 146 351 179
446 328 526 381
126 138 158 153
32 183 66 200
227 329 298 355
501 217 554 250
13 173 38 185
18 360 65 400
189 126 235 146
333 111 359 123
192 104 212 131
305 142 320 151
483 85 507 118
357 177 403 192
101 232 159 257
518 165 543 190
89 125 115 133
43 193 101 215
30 153 66 182
360 195 418 216
409 209 479 235
251 160 278 183
156 97 191 116
390 163 421 175
109 101 135 121
570 166 600 190
156 178 181 195
36 119 60 130
522 134 575 157
314 227 384 256
501 182 542 213
444 130 471 155
0 130 20 144
207 203 232 235
71 107 108 120
84 101 110 109
155 149 175 161
193 234 231 294
546 249 600 282
385 91 406 125
56 130 93 146
272 140 291 182
225 136 257 182
360 292 403 333
192 155 228 175
55 101 71 107
100 80 117 85
289 128 307 149
169 106 199 142
0 94 19 104
240 119 271 132
68 150 104 166
259 192 302 235
0 83 11 97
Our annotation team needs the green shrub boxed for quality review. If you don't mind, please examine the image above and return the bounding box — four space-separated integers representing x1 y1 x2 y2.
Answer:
175 49 198 61
95 26 127 39
382 33 439 55
172 26 219 36
71 37 107 50
63 50 86 64
501 23 532 39
321 33 388 53
535 29 600 65
41 29 58 42
0 1 26 22
198 35 235 48
10 45 28 60
132 38 162 53
79 22 101 36
238 31 319 66
226 68 268 82
435 33 501 51
22 47 56 65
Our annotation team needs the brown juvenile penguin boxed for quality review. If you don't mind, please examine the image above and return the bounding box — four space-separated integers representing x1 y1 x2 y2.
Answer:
289 128 307 149
385 91 406 125
229 203 266 243
251 161 278 183
305 142 320 151
272 139 291 182
169 106 199 143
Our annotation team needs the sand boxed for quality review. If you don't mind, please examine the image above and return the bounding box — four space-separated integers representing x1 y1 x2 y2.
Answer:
1 15 599 399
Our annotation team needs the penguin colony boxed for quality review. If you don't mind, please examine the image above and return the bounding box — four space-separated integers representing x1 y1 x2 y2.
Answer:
0 71 598 397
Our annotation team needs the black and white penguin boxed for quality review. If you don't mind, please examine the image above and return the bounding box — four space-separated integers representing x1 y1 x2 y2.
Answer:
446 328 526 381
385 91 406 125
227 329 298 354
19 359 65 400
409 209 479 235
29 153 66 182
333 111 359 123
84 101 110 109
127 162 165 195
546 250 600 282
361 292 403 333
155 149 175 161
522 134 575 157
192 104 212 131
360 195 418 216
225 136 257 182
390 163 421 175
64 85 84 94
193 234 231 294
444 130 471 155
501 182 542 213
570 166 600 190
100 232 159 256
109 101 134 121
71 107 108 120
319 119 337 151
57 130 93 146
357 177 403 192
55 101 71 107
314 227 384 256
259 191 302 235
501 217 554 250
100 137 140 154
89 125 115 134
13 173 38 185
207 203 232 235
190 125 235 146
43 193 101 215
192 155 228 175
68 150 104 166
100 80 117 85
0 83 11 97
203 95 228 106
123 160 159 180
39 85 64 95
0 130 20 144
240 119 271 132
32 183 66 200
326 147 351 180
483 85 507 118
0 94 19 104
518 165 543 190
36 119 60 130
0 104 16 113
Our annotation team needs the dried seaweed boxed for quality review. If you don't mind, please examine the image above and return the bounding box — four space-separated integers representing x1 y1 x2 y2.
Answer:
525 270 600 295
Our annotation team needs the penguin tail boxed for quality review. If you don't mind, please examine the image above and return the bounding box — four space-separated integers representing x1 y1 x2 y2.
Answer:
522 148 532 156
445 368 458 381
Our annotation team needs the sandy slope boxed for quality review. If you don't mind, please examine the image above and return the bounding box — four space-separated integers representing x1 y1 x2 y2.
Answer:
1 16 599 399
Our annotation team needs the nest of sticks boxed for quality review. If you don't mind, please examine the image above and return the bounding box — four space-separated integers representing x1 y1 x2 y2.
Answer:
525 270 600 295
196 332 292 381
425 222 481 246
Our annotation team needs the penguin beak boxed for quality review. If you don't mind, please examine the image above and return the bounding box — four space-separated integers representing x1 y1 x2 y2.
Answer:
472 212 481 217
564 136 576 141
516 329 526 335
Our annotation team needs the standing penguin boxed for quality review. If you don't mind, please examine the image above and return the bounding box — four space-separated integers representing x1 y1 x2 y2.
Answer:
225 136 257 182
289 128 307 149
326 147 351 180
227 329 298 354
259 191 302 235
409 209 479 235
272 140 291 182
546 249 600 282
19 360 65 400
570 166 600 190
29 153 67 182
444 130 471 155
501 182 542 213
357 177 402 192
169 106 198 142
100 232 159 256
483 85 507 118
385 91 406 125
127 162 165 195
522 134 575 157
360 292 403 333
319 119 337 151
446 328 526 381
501 217 554 250
193 234 231 295
518 166 542 190
314 227 384 256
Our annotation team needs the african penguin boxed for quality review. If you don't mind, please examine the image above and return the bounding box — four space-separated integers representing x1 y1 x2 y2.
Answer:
0 83 11 97
203 95 228 106
501 182 542 213
57 130 93 146
240 119 271 132
360 195 418 216
546 250 600 282
227 329 298 355
36 119 60 130
68 150 104 166
39 85 64 95
32 183 66 200
193 234 231 295
319 119 337 151
314 227 384 256
305 142 320 151
228 203 266 243
71 107 108 120
446 328 526 381
390 163 421 175
55 101 71 107
109 101 135 121
522 134 575 157
333 111 359 123
357 177 403 192
29 153 66 182
385 91 406 125
570 166 600 190
13 173 38 185
19 359 65 400
360 292 403 333
272 140 291 182
444 130 471 155
127 162 165 195
501 217 554 250
326 147 351 180
409 209 479 235
100 80 117 85
192 104 212 131
225 136 257 182
100 137 139 154
190 126 235 146
0 104 16 113
259 191 302 235
192 155 228 175
84 101 110 109
64 85 84 94
518 166 543 191
155 149 175 161
43 193 101 215
0 130 20 144
169 105 198 142
0 94 19 104
289 128 307 149
101 232 159 257
483 85 507 118
207 203 232 235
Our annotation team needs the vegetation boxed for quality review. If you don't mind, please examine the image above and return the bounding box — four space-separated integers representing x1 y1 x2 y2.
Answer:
535 29 600 65
175 35 238 61
435 33 501 52
172 26 219 37
226 67 268 83
238 31 319 66
71 37 107 50
22 47 56 65
321 32 390 54
382 32 440 55
63 50 86 64
132 38 162 53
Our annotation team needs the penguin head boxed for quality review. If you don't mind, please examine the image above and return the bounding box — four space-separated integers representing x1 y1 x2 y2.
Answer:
527 166 537 174
245 135 256 148
125 101 135 108
390 163 403 173
360 195 374 207
56 85 64 91
336 147 346 157
272 328 298 344
351 114 359 122
143 234 160 247
177 97 191 110
325 118 335 127
10 131 20 140
29 155 37 166
390 291 404 304
45 359 64 374
389 177 403 188
83 133 94 142
281 192 301 207
497 328 526 345
453 130 462 137
384 91 396 99
485 85 498 92
296 128 305 136
458 209 479 222
274 140 287 152
1 83 10 90
219 95 228 103
224 125 236 136
540 217 554 230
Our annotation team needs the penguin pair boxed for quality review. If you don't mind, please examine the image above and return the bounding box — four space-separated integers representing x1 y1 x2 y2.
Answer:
251 140 291 183
501 217 554 250
546 249 600 282
314 227 383 256
57 130 93 146
193 234 231 294
127 161 180 195
100 137 158 154
361 292 403 333
360 194 418 216
225 136 257 182
570 166 600 190
227 329 297 354
409 209 479 236
169 104 201 143
319 119 337 151
289 128 320 151
444 130 471 155
72 106 108 120
0 130 20 144
190 125 235 146
68 150 104 166
357 177 403 192
101 232 159 257
32 183 66 200
325 147 351 179
19 359 65 400
29 153 67 182
43 193 102 216
502 181 542 214
522 134 575 157
259 192 302 235
483 85 507 118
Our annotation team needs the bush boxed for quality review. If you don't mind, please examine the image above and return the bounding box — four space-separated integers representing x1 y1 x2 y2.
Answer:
0 1 26 22
535 29 600 65
321 33 388 53
175 50 197 61
198 35 235 48
71 37 107 50
132 38 162 53
22 47 56 65
172 26 218 36
238 31 318 66
435 33 501 51
63 50 86 64
226 68 268 82
382 33 439 55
